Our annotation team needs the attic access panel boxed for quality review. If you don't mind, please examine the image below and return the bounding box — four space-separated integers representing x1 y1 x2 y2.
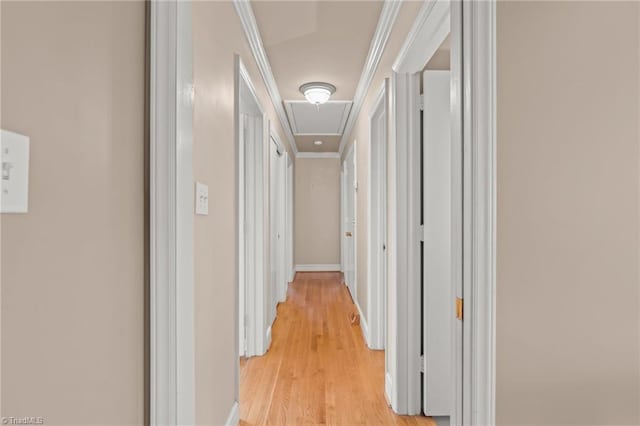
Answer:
284 100 352 135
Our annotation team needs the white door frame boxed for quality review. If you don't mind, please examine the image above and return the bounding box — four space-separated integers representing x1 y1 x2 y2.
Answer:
341 144 357 300
235 55 271 359
286 155 295 284
367 81 388 351
270 132 287 305
422 69 453 416
388 0 496 423
340 164 346 276
460 1 496 423
149 0 195 424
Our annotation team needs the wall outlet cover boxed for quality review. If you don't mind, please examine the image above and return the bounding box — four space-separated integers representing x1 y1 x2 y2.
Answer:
195 181 209 215
1 129 30 213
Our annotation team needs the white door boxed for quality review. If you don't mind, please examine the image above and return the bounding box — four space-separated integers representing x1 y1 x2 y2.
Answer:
422 70 452 416
342 146 357 298
239 112 262 356
285 156 294 284
269 138 286 324
369 90 388 349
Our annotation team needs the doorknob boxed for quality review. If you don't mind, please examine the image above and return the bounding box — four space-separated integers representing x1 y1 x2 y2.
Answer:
345 231 353 237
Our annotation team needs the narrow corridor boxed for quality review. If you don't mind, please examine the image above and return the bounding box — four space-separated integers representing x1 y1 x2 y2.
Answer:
239 272 435 425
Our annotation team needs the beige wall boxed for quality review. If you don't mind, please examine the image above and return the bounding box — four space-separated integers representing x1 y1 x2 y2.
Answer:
294 158 340 266
497 2 640 424
344 1 421 322
1 2 146 424
192 1 291 423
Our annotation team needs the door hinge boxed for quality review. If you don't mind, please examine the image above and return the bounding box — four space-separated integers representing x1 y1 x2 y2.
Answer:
419 225 424 242
456 298 463 321
420 355 424 373
419 94 424 111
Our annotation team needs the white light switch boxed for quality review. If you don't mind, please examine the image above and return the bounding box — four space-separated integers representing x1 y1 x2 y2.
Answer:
195 182 209 215
1 129 30 213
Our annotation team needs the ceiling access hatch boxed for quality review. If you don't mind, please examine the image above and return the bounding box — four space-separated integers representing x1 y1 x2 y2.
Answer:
284 100 352 135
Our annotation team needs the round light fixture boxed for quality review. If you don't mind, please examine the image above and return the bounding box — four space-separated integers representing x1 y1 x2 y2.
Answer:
299 82 336 105
314 140 323 146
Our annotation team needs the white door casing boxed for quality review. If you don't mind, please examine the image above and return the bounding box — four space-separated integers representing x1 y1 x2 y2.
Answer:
422 70 452 416
367 81 389 351
236 55 271 360
149 0 195 424
388 0 450 417
270 135 287 311
286 155 295 284
342 145 357 299
387 0 496 423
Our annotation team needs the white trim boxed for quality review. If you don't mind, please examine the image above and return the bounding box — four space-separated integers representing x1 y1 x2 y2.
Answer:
149 1 195 424
295 264 341 272
369 83 386 120
235 56 270 359
388 71 422 415
388 0 497 423
341 143 358 302
367 81 388 351
462 1 496 424
354 298 370 348
271 131 284 155
233 0 298 156
393 0 450 74
266 325 273 350
224 402 240 426
450 1 464 423
295 152 341 159
286 158 295 283
238 57 265 115
385 373 394 407
388 0 453 418
338 0 402 155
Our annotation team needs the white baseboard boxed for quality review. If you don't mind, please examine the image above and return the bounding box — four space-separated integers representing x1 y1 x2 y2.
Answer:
354 298 370 348
265 325 272 351
295 264 341 272
225 401 239 426
385 373 393 408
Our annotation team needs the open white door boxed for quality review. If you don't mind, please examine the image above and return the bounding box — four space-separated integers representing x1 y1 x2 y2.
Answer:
236 56 269 358
286 156 294 284
368 84 388 350
342 146 357 298
269 137 286 324
422 70 452 416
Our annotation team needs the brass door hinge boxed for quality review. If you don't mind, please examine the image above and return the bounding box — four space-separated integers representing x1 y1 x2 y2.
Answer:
456 298 463 321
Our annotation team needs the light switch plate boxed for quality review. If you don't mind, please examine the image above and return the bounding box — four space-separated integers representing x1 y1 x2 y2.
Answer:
1 129 30 213
195 182 208 215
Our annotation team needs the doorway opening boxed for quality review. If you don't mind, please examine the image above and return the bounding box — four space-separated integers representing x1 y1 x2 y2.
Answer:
367 81 388 351
341 144 357 302
236 55 269 358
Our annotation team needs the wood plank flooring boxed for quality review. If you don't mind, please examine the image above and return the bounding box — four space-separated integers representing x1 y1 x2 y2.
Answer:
239 272 435 426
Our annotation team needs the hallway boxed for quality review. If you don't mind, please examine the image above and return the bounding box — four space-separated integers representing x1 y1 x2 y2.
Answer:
239 272 435 425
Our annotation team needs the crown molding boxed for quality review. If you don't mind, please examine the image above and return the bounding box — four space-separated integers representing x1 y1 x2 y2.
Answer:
233 0 298 156
296 152 341 159
392 0 450 74
338 0 402 155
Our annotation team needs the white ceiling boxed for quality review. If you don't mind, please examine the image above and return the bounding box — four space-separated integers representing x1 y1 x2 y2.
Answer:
252 1 383 152
285 101 352 135
251 1 423 153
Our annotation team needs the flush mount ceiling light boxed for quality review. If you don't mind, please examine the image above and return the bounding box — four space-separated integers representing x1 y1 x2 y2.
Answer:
299 82 336 105
314 140 323 146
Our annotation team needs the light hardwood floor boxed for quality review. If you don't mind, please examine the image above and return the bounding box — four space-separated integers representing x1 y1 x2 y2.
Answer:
239 272 435 425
